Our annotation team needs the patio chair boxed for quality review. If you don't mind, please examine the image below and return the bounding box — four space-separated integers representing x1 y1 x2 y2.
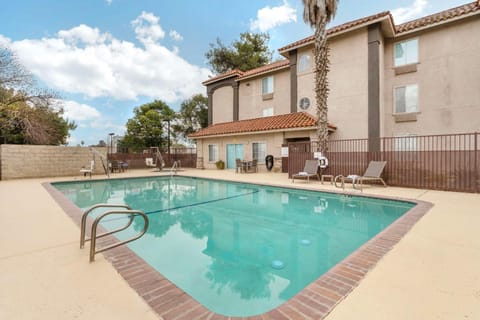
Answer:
246 159 258 173
334 161 387 191
292 160 320 183
110 160 120 173
235 158 246 173
120 161 128 171
80 160 94 178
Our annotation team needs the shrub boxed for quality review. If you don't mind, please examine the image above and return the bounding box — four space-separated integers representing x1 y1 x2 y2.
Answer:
215 160 225 169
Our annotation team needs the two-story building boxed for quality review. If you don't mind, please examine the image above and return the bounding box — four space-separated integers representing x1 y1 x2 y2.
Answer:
190 1 480 170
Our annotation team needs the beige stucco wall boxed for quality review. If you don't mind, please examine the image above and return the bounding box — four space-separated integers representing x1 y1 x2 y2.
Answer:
196 129 315 169
238 70 290 120
297 28 370 140
0 145 107 180
296 47 315 116
329 28 370 140
212 86 234 124
383 17 480 137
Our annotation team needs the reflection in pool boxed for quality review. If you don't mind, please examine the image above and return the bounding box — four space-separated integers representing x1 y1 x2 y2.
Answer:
53 176 414 317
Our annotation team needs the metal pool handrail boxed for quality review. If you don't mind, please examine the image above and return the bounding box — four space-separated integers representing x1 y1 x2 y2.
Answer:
80 204 133 249
80 203 149 262
170 160 179 177
89 209 149 262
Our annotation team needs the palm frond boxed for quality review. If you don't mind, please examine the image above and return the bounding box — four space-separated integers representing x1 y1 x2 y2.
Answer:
302 0 339 26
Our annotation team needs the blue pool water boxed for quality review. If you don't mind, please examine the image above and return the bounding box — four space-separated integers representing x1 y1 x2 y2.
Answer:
53 176 414 316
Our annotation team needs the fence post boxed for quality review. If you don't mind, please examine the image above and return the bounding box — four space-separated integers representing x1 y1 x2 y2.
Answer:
475 132 479 193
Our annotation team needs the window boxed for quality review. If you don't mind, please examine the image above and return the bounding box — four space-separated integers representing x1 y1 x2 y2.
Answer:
297 53 311 73
394 38 418 67
262 107 273 117
395 84 418 113
262 76 274 95
395 135 417 151
208 144 218 162
252 142 266 163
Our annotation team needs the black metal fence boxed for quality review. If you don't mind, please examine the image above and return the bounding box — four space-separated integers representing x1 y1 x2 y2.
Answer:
109 147 197 169
288 132 480 193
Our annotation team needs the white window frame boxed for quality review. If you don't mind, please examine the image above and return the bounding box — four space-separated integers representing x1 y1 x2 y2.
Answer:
297 53 311 73
252 142 266 164
262 107 274 117
208 144 219 163
394 84 419 114
394 38 418 67
262 76 274 95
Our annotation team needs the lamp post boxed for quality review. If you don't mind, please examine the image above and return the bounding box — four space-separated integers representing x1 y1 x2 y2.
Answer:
109 132 115 157
163 119 170 164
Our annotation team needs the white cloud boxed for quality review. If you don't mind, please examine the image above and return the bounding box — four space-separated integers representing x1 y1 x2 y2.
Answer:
7 11 211 102
58 100 101 121
105 0 113 5
250 0 297 32
0 34 11 46
392 0 429 24
58 24 112 45
89 119 125 132
131 11 165 45
169 30 183 41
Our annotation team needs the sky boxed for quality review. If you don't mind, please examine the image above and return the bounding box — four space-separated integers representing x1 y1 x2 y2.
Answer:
0 0 469 146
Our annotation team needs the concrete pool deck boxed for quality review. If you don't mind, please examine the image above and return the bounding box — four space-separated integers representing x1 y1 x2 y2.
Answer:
0 169 479 319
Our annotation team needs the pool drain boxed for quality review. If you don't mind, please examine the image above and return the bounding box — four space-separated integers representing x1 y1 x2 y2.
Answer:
271 260 285 269
300 239 311 245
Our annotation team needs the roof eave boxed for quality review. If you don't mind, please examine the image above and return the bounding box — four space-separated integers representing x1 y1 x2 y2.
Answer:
396 10 480 36
190 125 336 140
236 64 291 82
279 15 395 57
202 70 243 86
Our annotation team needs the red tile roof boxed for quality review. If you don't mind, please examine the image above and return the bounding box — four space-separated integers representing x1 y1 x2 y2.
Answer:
237 59 290 81
189 112 336 138
396 2 480 34
278 11 392 53
202 69 244 86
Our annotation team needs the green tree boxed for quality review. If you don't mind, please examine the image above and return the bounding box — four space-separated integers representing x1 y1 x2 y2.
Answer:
121 100 176 152
301 0 339 153
173 94 208 142
205 32 273 74
0 46 76 145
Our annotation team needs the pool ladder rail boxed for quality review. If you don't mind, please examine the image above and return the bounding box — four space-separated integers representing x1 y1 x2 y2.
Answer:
170 160 180 177
80 204 149 262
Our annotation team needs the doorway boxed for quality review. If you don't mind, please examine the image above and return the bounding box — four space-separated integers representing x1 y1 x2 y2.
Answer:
226 144 244 169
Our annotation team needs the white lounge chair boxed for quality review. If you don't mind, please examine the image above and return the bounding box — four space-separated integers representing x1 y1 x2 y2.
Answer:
80 160 94 178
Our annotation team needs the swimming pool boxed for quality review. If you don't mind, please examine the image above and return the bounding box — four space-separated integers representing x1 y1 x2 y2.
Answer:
53 176 415 317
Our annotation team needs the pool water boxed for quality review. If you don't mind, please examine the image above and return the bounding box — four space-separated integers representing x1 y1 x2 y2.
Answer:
53 176 414 317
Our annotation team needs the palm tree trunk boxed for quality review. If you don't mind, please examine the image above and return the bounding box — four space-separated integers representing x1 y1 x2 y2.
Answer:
313 18 329 153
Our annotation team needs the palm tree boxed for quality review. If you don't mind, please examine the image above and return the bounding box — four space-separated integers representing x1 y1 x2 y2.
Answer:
302 0 339 153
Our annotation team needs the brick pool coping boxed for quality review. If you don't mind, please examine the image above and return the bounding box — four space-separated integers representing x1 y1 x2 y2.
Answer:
43 179 433 320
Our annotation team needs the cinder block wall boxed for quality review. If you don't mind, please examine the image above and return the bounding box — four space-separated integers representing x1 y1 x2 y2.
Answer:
0 144 107 180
